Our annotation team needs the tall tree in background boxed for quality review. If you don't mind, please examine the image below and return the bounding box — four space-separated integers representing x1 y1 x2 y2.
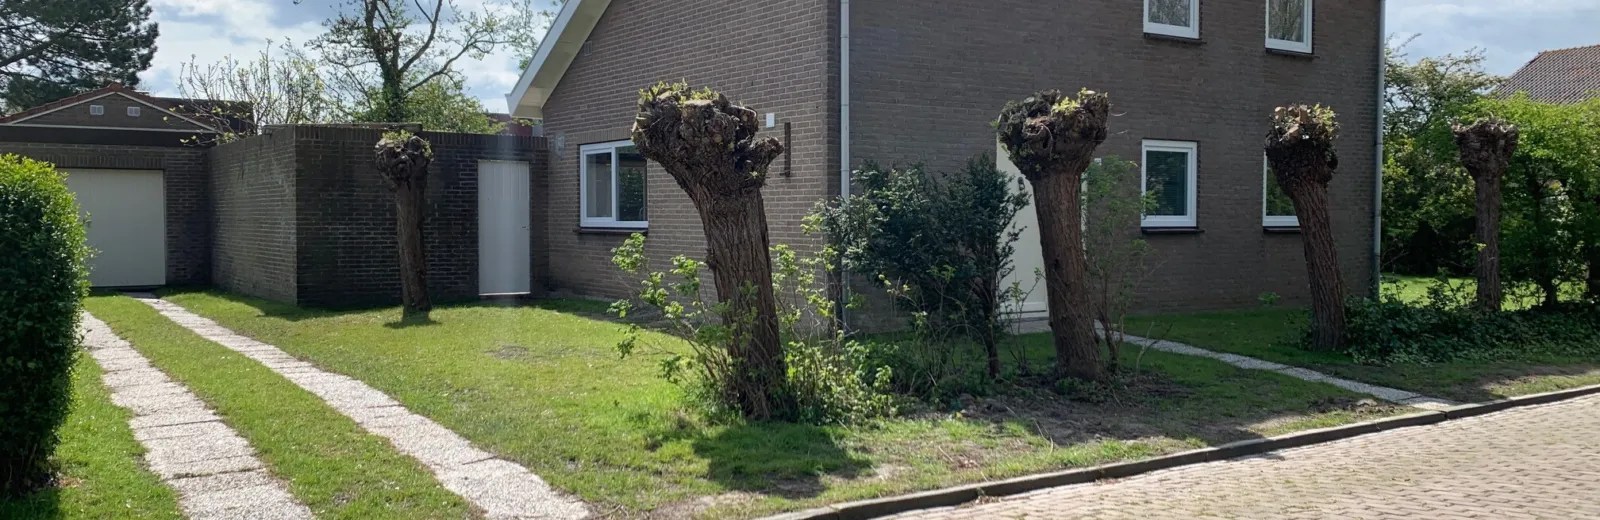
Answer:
1266 105 1345 352
507 0 565 69
631 82 789 420
174 41 334 141
0 0 158 113
1382 43 1502 275
1452 117 1519 311
346 75 503 134
994 89 1111 382
312 0 509 125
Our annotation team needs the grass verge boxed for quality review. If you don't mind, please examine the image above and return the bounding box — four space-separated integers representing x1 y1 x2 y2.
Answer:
84 296 474 519
164 290 1403 519
1126 307 1600 403
0 352 184 519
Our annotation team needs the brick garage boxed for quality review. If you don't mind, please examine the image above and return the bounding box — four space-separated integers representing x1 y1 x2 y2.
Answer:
210 126 548 308
0 127 211 286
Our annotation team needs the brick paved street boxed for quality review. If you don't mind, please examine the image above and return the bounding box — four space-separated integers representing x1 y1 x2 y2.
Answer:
886 393 1600 520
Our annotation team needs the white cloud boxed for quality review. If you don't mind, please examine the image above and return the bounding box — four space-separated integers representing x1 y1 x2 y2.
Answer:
1387 0 1600 76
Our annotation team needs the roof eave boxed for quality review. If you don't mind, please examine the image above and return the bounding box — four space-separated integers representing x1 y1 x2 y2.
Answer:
507 0 612 120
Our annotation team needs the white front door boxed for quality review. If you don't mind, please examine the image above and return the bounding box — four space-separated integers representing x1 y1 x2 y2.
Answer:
998 144 1049 318
62 169 166 287
478 160 532 295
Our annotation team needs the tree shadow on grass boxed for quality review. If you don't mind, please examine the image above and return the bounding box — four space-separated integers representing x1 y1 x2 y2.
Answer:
642 418 869 500
384 313 440 329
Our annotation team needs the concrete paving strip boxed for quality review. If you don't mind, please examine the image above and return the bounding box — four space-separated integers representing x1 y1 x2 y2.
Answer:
130 295 591 520
1013 319 1458 409
80 312 314 520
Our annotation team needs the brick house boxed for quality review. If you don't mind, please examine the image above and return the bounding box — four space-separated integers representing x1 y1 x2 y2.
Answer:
507 0 1386 320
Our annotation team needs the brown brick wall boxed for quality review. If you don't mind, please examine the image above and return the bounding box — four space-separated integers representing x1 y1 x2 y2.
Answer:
0 139 212 285
210 131 298 302
19 94 209 131
291 126 547 308
539 0 838 301
851 0 1382 313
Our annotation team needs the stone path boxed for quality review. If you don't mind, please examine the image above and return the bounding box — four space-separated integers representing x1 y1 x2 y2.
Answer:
1013 320 1457 409
131 295 590 520
81 313 314 520
885 392 1600 519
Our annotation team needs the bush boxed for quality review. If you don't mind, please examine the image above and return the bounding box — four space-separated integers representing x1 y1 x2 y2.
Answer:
1338 279 1600 364
0 155 90 495
610 234 894 425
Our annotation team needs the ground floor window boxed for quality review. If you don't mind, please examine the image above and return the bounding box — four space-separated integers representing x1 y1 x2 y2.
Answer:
1264 160 1299 227
580 140 648 228
1141 140 1199 228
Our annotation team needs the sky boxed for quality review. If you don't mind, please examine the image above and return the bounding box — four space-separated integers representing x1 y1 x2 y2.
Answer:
140 0 1600 113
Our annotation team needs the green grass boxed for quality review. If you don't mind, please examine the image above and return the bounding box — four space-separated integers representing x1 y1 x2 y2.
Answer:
162 290 1404 519
0 354 184 519
1383 274 1587 310
83 296 474 519
1125 293 1600 404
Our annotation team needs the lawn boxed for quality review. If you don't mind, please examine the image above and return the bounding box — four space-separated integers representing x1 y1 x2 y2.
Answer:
1124 281 1600 403
0 349 182 519
157 290 1403 519
82 296 474 519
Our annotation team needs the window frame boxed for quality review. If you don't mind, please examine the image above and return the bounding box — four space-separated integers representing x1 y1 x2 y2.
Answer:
1144 0 1200 39
1140 140 1200 228
1265 0 1313 53
1263 158 1299 227
579 140 648 229
127 106 141 117
89 104 104 116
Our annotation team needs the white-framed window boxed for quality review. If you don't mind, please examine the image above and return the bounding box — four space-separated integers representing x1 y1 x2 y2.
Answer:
1145 0 1199 39
89 105 104 116
580 140 648 229
1266 0 1313 53
1141 140 1199 228
127 106 141 117
1263 159 1299 227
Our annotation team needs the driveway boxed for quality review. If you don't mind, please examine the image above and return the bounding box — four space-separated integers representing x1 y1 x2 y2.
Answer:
887 392 1600 519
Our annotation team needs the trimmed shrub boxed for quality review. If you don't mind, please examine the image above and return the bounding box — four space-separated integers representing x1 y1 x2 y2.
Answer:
1338 280 1600 365
1 155 90 495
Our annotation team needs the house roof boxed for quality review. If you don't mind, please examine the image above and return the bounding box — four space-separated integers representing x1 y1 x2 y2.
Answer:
506 0 613 120
0 83 228 132
1499 43 1600 104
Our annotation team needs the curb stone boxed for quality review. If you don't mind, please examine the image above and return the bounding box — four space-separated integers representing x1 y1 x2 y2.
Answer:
757 383 1600 520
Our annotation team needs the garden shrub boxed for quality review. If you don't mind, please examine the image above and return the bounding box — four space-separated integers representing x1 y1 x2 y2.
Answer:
610 234 894 425
1338 278 1600 364
0 155 90 496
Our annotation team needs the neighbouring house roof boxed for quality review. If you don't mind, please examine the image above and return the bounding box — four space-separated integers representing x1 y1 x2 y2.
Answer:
1499 43 1600 104
506 0 613 120
0 83 235 132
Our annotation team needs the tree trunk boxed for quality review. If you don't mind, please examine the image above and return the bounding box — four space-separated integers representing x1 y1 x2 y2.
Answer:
1286 184 1347 352
1032 168 1102 381
1587 242 1600 300
1472 172 1503 311
395 184 431 318
1454 118 1518 312
689 187 786 419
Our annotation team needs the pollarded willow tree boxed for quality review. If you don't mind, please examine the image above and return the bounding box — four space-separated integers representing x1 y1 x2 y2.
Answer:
630 82 789 419
1265 105 1345 351
374 130 434 319
1452 117 1520 311
994 89 1111 382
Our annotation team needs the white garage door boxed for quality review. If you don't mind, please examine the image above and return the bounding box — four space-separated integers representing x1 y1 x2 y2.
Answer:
997 145 1049 319
62 169 166 287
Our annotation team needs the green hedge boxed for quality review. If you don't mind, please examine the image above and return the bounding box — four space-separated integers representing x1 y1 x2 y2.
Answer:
0 155 89 496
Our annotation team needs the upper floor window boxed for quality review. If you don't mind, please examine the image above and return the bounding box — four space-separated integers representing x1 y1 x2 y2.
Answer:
127 106 141 117
1267 0 1313 53
580 140 648 229
1141 140 1199 228
1264 160 1298 227
1145 0 1199 39
89 104 104 116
